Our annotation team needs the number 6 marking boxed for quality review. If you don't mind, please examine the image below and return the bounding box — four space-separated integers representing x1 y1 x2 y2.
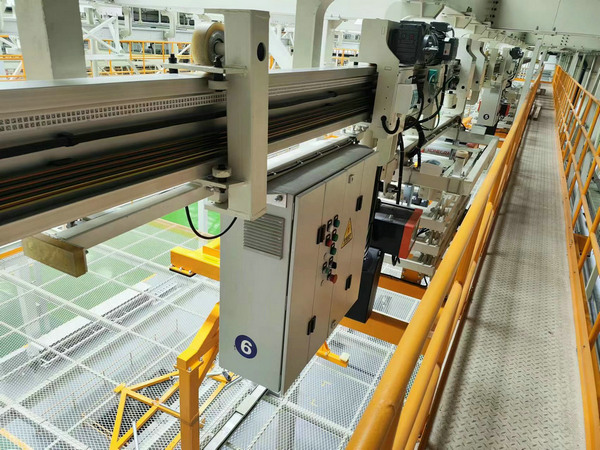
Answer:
235 335 258 359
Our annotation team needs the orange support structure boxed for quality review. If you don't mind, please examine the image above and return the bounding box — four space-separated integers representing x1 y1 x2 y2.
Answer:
170 240 221 280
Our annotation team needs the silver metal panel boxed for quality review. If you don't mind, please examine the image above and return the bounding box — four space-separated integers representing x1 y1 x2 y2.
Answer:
428 89 585 448
283 184 327 391
304 173 345 361
220 201 295 392
327 158 365 330
345 153 379 320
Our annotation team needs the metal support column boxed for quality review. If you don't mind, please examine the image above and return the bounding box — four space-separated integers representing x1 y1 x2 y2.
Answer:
516 40 541 114
292 0 334 68
574 54 587 82
268 25 293 69
14 0 87 80
584 56 598 91
0 0 6 31
321 19 343 68
84 7 99 78
568 52 580 78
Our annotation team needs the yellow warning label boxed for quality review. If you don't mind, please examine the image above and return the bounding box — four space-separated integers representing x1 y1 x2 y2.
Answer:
341 218 353 249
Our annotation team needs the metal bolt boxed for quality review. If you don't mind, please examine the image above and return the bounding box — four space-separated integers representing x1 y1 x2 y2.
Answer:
275 194 284 202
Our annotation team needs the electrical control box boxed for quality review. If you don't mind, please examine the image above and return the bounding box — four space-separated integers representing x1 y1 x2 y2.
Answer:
220 145 378 393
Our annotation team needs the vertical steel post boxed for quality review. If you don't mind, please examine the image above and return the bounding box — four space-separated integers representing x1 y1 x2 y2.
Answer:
516 39 542 114
14 0 87 80
293 0 335 68
568 51 580 77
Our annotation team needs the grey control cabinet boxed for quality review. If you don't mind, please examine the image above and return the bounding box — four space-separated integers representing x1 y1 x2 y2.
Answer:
220 145 378 393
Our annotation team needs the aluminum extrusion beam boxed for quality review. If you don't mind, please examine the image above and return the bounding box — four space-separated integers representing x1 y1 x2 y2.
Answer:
0 66 375 244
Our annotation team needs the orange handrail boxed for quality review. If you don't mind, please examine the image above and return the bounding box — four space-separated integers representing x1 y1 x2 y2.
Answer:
332 47 358 66
348 71 544 449
3 37 192 81
86 39 192 76
553 64 600 449
0 55 25 81
0 34 25 81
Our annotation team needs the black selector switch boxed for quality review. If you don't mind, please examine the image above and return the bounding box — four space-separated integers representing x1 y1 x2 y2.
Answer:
356 195 363 211
316 224 326 244
333 215 341 228
327 219 333 231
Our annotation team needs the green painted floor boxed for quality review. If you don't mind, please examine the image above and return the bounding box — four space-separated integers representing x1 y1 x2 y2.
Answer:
162 204 221 235
0 219 209 358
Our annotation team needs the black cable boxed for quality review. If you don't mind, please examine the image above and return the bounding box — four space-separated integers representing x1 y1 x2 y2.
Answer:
405 117 426 162
416 228 430 236
381 115 401 134
419 73 458 125
417 86 425 122
185 206 237 240
433 94 441 129
396 133 405 205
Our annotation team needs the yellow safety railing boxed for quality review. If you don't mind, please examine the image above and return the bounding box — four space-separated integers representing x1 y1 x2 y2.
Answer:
348 72 544 449
0 35 25 81
0 54 25 80
553 64 600 449
1 38 191 80
86 39 192 76
332 48 358 66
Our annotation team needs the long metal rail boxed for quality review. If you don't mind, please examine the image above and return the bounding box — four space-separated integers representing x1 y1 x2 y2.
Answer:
0 67 375 243
346 72 544 449
0 95 373 226
553 64 600 448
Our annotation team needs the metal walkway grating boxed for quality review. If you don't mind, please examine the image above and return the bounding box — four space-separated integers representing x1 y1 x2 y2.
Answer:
427 88 586 448
0 220 420 448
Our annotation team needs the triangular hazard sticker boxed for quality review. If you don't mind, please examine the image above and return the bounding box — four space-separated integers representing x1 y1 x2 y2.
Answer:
341 218 353 248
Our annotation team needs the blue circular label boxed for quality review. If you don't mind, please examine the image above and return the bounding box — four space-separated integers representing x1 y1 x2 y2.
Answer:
234 335 258 359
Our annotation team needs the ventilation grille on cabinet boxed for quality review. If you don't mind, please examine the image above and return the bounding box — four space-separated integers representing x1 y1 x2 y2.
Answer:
243 214 285 259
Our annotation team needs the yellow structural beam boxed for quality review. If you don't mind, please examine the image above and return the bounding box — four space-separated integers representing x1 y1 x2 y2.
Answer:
170 240 221 280
0 428 33 450
177 303 221 450
317 342 349 368
340 312 409 346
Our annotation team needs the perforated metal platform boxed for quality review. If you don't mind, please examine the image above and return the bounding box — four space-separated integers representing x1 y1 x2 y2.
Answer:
0 220 421 448
428 89 586 448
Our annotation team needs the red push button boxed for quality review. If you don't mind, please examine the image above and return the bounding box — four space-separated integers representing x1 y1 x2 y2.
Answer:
328 274 338 284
